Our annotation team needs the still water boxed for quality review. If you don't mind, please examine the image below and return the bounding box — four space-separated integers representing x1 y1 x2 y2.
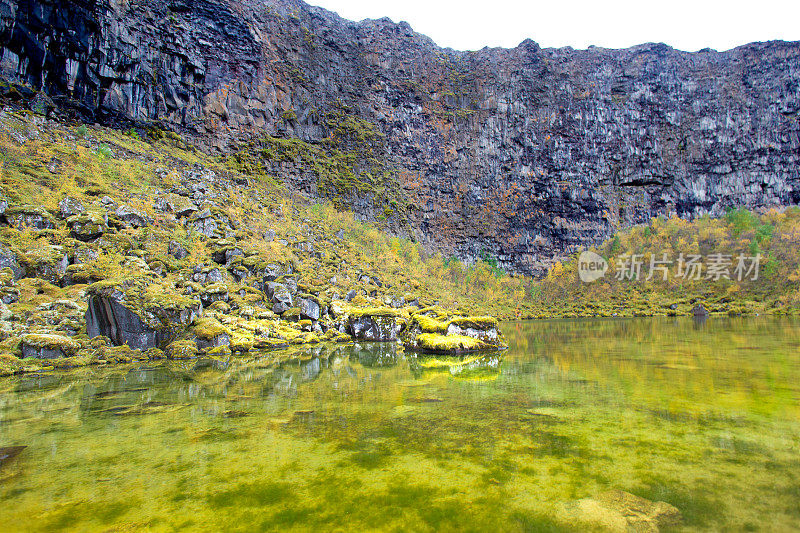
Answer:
1 318 799 532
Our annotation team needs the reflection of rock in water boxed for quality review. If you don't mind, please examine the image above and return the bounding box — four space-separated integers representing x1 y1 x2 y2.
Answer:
301 357 321 382
692 314 708 328
409 353 503 381
352 342 402 368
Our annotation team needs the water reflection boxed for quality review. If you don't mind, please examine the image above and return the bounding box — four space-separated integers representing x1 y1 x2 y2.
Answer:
1 318 799 531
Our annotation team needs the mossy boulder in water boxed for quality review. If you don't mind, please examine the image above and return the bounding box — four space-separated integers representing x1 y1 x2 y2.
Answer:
403 311 505 354
85 278 201 350
562 490 682 532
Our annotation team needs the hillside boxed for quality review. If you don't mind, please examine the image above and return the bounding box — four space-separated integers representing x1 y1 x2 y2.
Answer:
0 110 517 375
2 0 799 274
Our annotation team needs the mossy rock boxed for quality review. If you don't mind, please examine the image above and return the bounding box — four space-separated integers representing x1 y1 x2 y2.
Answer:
166 340 199 359
447 316 498 330
20 333 80 358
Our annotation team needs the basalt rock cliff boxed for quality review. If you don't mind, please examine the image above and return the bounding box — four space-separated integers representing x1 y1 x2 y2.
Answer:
2 0 799 275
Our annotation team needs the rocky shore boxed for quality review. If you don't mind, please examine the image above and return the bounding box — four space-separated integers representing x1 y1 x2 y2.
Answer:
0 112 506 376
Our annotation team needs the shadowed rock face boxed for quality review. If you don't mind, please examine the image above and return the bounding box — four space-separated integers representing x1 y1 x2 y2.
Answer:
86 287 200 350
2 0 799 275
86 291 162 350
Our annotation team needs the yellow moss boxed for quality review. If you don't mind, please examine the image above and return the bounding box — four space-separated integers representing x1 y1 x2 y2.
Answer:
192 316 229 340
20 333 80 355
414 314 449 333
447 316 498 330
346 306 401 318
415 333 487 353
166 340 198 359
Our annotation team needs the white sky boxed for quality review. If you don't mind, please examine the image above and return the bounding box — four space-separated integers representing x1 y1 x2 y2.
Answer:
307 0 800 52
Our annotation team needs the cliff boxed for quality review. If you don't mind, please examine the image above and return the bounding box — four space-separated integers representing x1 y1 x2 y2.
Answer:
2 0 799 275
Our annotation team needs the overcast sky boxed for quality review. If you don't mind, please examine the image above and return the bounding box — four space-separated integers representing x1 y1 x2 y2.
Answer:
307 0 800 52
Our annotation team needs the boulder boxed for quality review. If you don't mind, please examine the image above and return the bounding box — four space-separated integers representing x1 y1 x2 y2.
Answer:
154 193 197 218
168 240 189 260
298 297 321 321
58 196 84 218
402 313 505 354
193 316 231 350
200 283 229 307
348 310 401 341
185 209 219 238
67 211 108 241
691 303 709 317
19 245 70 285
0 244 23 279
85 280 201 350
115 205 151 228
6 205 56 230
20 333 80 359
266 282 292 314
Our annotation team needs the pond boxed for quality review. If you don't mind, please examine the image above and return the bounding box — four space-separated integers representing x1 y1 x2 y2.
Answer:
1 317 799 531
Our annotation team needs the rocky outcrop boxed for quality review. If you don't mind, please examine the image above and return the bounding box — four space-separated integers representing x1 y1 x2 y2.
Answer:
3 0 798 277
347 311 401 342
85 280 201 350
402 310 506 354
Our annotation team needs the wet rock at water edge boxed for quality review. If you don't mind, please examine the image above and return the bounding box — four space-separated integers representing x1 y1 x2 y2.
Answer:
691 303 709 317
402 313 506 354
348 311 401 341
20 333 80 358
85 280 201 350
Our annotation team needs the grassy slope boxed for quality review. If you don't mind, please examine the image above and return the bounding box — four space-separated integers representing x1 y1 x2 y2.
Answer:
0 110 528 321
531 208 800 318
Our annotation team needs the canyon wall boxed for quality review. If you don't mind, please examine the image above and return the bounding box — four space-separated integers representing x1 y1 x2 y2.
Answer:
2 0 799 274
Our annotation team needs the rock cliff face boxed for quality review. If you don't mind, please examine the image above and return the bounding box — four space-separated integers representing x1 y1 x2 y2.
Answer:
2 0 799 275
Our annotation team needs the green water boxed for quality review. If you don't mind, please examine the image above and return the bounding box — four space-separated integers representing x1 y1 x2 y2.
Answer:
1 318 799 531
